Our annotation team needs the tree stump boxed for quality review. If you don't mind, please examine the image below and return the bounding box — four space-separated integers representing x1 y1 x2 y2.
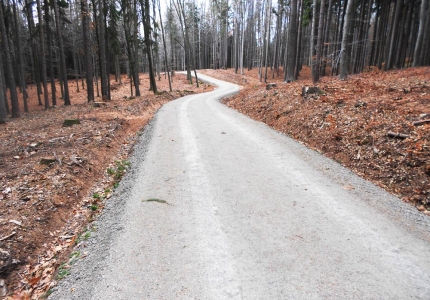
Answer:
301 86 325 97
266 83 277 90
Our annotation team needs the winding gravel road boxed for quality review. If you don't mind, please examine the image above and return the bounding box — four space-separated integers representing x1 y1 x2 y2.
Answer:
52 74 430 299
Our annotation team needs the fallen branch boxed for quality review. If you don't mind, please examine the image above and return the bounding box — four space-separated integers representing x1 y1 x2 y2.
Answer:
412 119 430 126
0 231 16 241
387 131 409 139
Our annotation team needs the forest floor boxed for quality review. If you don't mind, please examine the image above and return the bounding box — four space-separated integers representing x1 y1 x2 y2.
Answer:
0 73 213 299
200 66 430 211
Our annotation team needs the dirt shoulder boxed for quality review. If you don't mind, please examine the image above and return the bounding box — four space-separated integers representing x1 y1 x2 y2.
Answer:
200 67 430 211
0 73 212 298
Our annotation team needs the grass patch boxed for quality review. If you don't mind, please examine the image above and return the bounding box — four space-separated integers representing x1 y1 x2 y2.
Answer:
56 263 71 280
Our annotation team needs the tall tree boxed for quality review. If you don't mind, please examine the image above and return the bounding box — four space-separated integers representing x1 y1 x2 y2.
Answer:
36 0 50 109
12 0 29 112
339 0 355 80
285 0 298 82
413 0 429 67
45 0 57 106
141 0 157 93
0 0 20 117
96 0 110 100
313 0 326 83
385 0 403 70
158 0 172 91
81 0 94 101
0 58 7 123
310 0 318 81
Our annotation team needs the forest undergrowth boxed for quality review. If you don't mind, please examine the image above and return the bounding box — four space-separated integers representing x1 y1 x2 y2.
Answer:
0 73 212 299
201 66 430 213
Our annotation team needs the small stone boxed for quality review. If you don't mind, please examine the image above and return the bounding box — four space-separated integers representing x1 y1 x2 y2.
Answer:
0 279 7 297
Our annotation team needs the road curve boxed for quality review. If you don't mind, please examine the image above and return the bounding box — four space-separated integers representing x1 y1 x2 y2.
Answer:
52 73 430 299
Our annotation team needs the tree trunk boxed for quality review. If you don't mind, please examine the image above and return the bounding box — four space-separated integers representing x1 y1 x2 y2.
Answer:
0 57 8 115
141 0 157 93
295 0 304 79
81 0 94 102
25 0 43 106
413 0 429 66
45 1 57 106
339 0 355 80
0 58 7 123
321 0 334 75
310 0 318 81
133 0 141 96
314 0 326 83
158 0 172 92
12 0 28 112
0 0 20 117
97 0 109 100
385 0 403 70
285 0 298 82
52 0 70 105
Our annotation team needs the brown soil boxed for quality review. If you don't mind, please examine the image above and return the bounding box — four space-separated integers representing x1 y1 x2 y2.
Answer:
0 73 212 299
200 66 430 209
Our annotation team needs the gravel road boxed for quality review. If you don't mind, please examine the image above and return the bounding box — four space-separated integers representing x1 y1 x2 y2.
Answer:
51 73 430 299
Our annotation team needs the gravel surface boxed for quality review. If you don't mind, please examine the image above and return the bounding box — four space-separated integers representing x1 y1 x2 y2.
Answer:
51 74 430 299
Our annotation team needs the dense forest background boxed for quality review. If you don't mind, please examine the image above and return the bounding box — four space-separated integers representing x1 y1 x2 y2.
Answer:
0 0 429 123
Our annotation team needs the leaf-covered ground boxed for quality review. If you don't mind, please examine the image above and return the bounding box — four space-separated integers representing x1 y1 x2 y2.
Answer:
200 66 430 211
0 73 212 298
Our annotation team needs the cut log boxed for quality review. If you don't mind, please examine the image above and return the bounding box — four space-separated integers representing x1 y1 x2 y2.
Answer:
412 119 430 126
62 119 80 127
387 131 409 139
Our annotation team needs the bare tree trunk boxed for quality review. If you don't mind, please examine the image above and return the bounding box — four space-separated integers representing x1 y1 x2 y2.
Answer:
314 0 326 83
45 2 57 106
385 0 403 70
141 0 157 93
12 0 28 112
180 4 199 87
285 0 298 82
0 57 8 116
158 0 172 91
1 0 19 117
133 0 141 96
321 0 334 75
25 0 43 106
263 0 271 83
97 0 110 100
36 0 50 109
310 0 318 81
339 0 356 80
81 0 94 101
295 0 304 79
52 0 70 105
0 58 7 123
413 0 428 66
